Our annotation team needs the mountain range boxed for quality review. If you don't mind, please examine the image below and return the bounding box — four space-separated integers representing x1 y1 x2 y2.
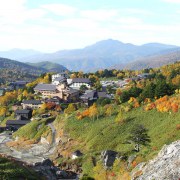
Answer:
0 39 180 71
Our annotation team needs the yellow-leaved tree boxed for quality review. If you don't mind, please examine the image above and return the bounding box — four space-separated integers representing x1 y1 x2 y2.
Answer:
64 103 76 114
89 103 99 121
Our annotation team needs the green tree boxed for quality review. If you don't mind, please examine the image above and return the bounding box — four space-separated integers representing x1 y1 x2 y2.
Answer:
154 80 174 98
141 83 156 99
80 85 88 93
127 124 150 152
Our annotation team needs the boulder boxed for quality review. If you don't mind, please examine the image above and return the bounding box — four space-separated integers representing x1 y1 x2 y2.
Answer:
101 150 118 168
41 159 53 166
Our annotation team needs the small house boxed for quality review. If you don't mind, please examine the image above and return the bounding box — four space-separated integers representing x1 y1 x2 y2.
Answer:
15 109 32 120
8 81 28 90
80 90 111 106
21 100 43 109
6 120 30 130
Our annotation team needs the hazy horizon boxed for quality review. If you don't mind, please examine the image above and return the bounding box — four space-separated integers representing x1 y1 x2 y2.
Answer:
0 39 179 54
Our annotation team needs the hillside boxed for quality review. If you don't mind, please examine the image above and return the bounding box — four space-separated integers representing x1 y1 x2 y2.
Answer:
0 156 40 180
115 50 180 70
13 95 180 178
0 57 46 83
0 58 67 83
17 39 178 71
28 61 67 73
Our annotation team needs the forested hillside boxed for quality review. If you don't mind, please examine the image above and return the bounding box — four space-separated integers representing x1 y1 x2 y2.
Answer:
0 58 67 83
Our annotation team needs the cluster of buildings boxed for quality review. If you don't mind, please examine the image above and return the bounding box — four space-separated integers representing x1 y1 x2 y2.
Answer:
2 72 152 131
34 72 92 103
0 72 111 131
0 109 32 132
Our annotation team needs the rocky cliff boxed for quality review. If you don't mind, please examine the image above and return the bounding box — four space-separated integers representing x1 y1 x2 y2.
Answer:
132 140 180 180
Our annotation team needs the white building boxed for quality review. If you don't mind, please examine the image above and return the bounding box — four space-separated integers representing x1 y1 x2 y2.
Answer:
52 72 68 82
52 77 66 85
69 78 91 89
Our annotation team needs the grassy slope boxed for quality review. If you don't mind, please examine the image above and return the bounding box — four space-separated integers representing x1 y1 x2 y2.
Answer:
0 157 39 180
13 118 52 141
63 106 180 160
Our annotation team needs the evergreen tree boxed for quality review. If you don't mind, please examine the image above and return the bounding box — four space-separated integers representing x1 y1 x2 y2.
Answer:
127 124 150 152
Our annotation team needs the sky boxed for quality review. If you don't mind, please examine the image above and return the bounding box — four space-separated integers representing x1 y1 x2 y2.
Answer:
1 0 180 52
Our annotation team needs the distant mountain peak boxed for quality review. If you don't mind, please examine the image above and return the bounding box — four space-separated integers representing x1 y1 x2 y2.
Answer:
0 39 179 72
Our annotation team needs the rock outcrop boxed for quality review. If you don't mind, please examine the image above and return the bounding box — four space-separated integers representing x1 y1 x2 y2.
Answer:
132 140 180 180
101 150 118 168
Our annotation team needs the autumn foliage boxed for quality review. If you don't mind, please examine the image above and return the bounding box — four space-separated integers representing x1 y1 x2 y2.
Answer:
144 95 180 113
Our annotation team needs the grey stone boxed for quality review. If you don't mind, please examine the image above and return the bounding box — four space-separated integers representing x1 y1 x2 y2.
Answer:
101 150 118 168
132 140 180 180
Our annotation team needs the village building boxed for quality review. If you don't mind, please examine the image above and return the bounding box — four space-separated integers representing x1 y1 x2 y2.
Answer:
80 90 111 106
6 120 31 130
44 97 62 105
6 109 32 130
15 109 32 120
21 100 43 109
34 83 79 102
52 72 68 82
69 78 91 89
52 76 67 85
8 81 28 90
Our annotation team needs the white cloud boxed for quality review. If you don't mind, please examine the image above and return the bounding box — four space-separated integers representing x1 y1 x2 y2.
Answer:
0 0 46 25
81 9 118 21
162 0 180 3
0 1 179 52
57 18 99 30
42 4 77 16
122 8 154 15
116 17 142 24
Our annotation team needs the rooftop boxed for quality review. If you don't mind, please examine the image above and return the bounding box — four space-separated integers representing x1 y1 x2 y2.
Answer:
15 109 31 114
72 78 90 83
9 81 28 85
34 84 57 91
66 88 79 94
22 100 42 105
54 76 66 82
6 120 31 125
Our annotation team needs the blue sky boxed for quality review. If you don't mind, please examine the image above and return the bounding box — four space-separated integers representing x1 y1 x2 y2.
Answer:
1 0 180 52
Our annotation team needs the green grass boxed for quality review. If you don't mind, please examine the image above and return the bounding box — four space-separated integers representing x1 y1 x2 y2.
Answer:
63 106 180 160
13 118 53 141
0 157 40 180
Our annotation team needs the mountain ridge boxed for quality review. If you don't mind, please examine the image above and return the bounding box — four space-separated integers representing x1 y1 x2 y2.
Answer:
0 39 179 71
